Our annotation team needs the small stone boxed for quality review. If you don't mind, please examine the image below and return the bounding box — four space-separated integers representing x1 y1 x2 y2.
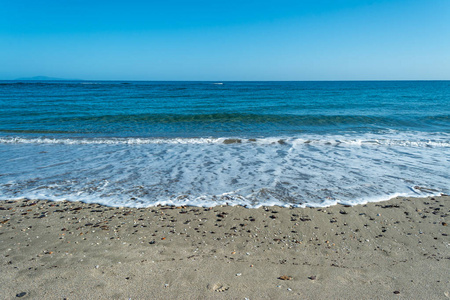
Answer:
287 288 292 291
308 275 317 280
393 291 400 294
443 222 447 226
278 275 292 280
236 273 242 276
16 292 26 298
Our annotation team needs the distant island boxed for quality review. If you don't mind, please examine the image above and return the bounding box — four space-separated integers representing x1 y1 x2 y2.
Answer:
15 76 80 81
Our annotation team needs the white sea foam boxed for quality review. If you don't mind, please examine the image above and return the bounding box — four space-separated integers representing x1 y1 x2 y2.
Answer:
1 132 449 147
0 132 449 208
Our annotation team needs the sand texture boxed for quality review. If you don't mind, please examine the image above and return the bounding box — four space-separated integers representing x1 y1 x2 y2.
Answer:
1 196 449 299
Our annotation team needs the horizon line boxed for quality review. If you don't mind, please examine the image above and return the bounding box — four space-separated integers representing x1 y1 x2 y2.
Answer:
3 79 450 82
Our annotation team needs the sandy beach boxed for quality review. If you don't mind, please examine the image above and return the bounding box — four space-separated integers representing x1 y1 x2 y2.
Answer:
1 196 449 299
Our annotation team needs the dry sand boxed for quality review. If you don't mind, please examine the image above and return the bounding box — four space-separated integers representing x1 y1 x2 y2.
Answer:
1 196 449 299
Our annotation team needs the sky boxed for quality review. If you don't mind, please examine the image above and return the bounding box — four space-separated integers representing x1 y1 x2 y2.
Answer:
1 0 449 80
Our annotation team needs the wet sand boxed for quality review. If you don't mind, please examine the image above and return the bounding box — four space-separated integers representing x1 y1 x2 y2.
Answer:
1 196 449 299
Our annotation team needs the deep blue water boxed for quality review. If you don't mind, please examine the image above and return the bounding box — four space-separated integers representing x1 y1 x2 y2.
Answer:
1 81 449 138
0 81 449 207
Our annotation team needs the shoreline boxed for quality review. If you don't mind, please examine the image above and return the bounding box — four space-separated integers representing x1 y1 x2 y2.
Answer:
1 196 449 299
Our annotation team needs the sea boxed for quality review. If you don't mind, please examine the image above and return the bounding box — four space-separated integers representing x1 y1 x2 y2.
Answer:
0 81 449 208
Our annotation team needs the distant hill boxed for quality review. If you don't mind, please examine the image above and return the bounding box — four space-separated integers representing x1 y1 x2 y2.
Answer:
15 76 80 81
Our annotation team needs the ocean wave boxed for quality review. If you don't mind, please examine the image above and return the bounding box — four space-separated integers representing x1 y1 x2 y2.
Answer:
1 134 449 147
2 189 444 209
33 113 409 125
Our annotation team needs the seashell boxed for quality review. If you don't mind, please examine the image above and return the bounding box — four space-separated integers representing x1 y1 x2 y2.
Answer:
210 284 229 292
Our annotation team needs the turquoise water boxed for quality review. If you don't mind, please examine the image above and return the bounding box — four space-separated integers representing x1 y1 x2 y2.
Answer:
0 81 449 207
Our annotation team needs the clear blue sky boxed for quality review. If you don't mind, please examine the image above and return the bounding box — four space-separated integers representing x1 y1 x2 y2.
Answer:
1 0 449 80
